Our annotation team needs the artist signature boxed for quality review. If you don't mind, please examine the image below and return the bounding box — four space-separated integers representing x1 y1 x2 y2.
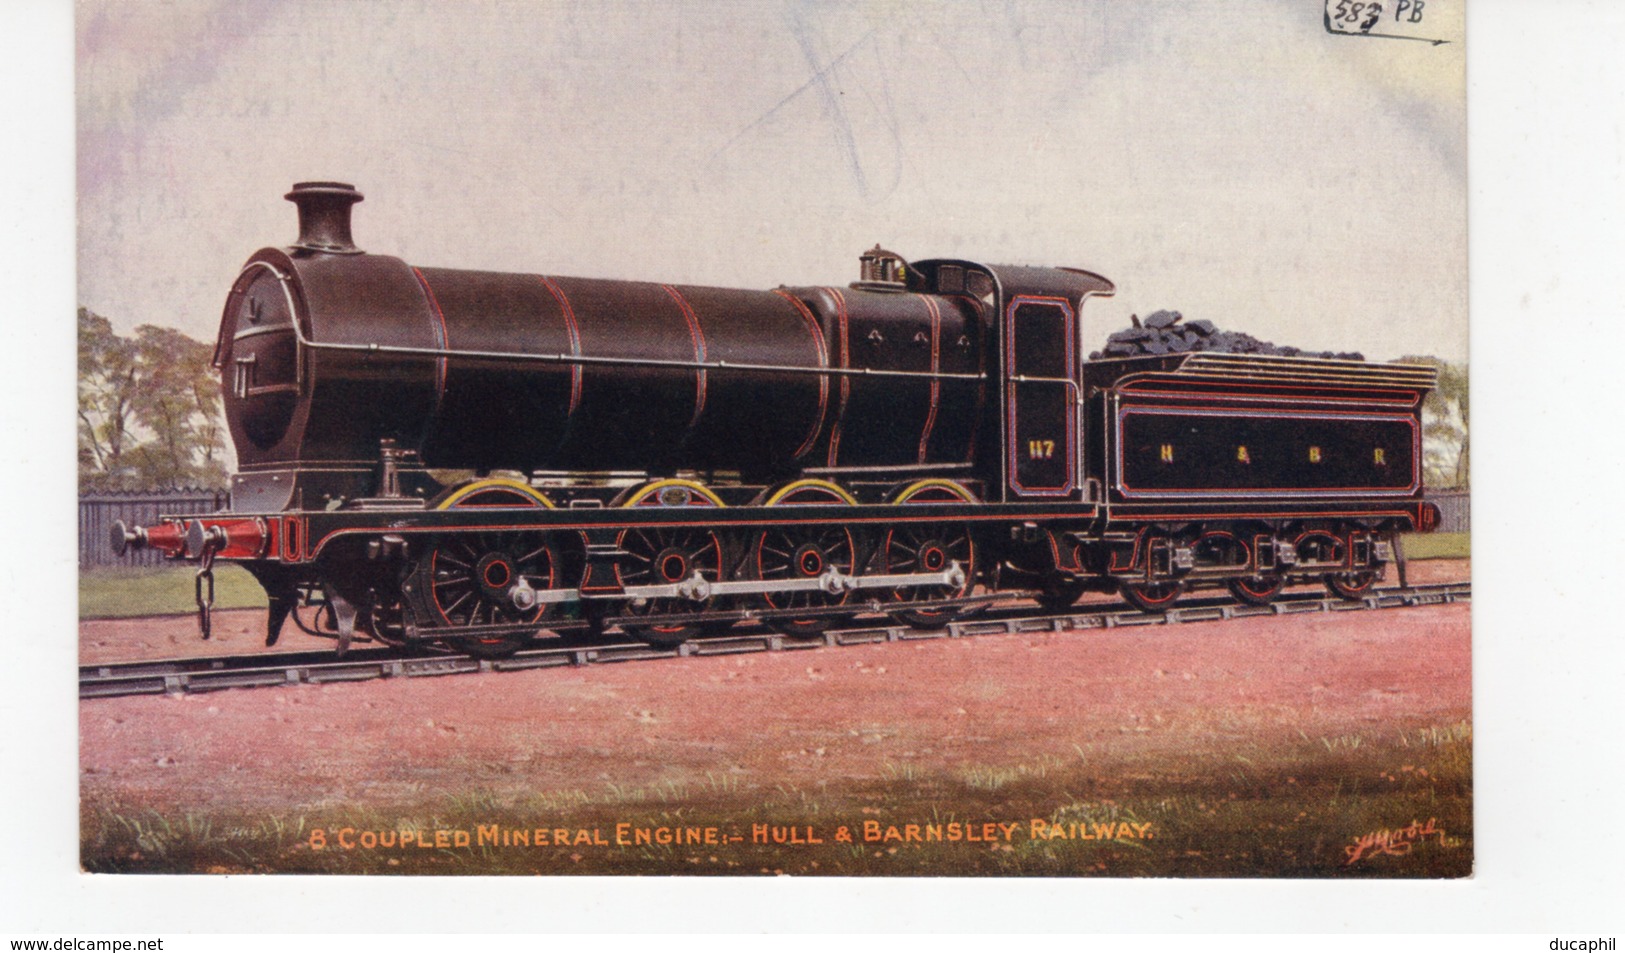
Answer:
1343 817 1462 864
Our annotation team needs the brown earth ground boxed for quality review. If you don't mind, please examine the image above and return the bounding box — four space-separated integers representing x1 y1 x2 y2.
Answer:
79 560 1470 876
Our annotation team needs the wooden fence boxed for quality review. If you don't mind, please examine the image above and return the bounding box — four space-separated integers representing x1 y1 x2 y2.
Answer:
1426 488 1471 534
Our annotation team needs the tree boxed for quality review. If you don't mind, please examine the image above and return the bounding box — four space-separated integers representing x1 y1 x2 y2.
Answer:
77 308 140 490
129 324 221 486
1395 355 1469 488
77 309 229 491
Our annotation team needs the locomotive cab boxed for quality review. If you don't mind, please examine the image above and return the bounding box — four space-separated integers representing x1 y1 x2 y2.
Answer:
908 260 1114 503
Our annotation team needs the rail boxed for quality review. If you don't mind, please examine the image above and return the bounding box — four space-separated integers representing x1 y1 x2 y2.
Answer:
79 581 1470 699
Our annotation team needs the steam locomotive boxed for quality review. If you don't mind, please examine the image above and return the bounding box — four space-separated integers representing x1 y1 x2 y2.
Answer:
111 182 1441 656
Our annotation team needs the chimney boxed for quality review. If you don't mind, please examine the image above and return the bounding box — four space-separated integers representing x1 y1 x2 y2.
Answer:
285 181 364 255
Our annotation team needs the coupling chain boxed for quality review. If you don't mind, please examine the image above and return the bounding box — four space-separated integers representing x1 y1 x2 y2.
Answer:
196 537 219 640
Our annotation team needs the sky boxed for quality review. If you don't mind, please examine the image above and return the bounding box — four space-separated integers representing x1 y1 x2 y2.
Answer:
76 0 1466 363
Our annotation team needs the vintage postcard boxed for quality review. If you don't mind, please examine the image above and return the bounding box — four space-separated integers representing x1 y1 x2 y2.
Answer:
75 0 1468 878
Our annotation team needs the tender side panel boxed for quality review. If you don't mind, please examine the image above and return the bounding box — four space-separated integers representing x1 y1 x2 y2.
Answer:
1094 359 1429 507
1115 407 1418 498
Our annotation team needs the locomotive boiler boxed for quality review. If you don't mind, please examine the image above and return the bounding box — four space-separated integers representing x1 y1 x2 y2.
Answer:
112 182 1442 656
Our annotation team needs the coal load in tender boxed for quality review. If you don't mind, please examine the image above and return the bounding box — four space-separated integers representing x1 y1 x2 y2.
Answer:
1090 309 1364 361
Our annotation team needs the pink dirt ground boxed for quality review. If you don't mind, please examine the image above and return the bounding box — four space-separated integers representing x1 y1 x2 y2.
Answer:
79 561 1469 817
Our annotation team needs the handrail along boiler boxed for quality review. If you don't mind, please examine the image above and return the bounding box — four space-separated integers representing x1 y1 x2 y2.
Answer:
111 182 1442 655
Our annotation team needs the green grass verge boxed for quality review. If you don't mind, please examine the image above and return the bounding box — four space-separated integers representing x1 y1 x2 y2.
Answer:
79 564 266 619
1401 532 1470 560
82 720 1472 877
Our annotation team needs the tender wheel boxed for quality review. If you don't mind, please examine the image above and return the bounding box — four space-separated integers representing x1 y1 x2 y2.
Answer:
1325 571 1377 601
617 527 723 648
1293 529 1346 569
422 532 558 659
1120 580 1183 614
1036 580 1088 614
1227 575 1286 606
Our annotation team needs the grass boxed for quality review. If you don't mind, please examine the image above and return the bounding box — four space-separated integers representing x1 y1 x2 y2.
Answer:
1400 532 1469 560
79 564 266 619
82 720 1472 877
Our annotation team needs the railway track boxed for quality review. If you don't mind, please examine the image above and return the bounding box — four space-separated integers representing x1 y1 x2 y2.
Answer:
79 581 1470 699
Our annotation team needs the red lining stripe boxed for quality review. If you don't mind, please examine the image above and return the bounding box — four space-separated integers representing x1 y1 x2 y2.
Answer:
662 285 708 431
1108 527 1149 572
305 507 1115 559
536 277 583 415
302 500 1414 560
917 295 942 463
1004 295 1077 496
1109 508 1415 521
825 288 851 467
410 268 450 406
1045 530 1082 573
952 295 988 462
1120 384 1419 407
773 289 830 460
281 516 299 562
1113 404 1421 496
